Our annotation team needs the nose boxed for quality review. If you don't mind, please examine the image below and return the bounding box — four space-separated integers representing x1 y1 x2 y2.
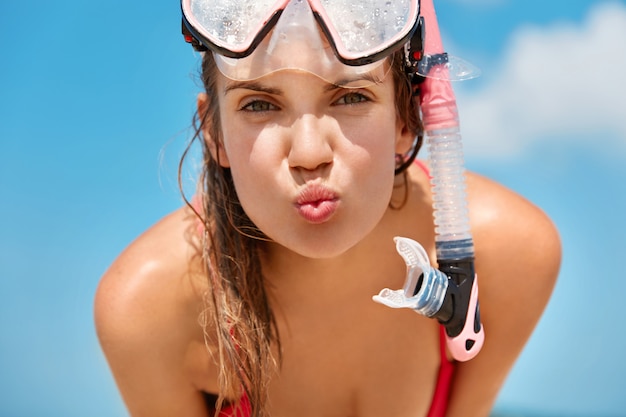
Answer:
287 114 334 172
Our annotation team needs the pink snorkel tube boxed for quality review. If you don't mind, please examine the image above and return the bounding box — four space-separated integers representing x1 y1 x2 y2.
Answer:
374 0 484 361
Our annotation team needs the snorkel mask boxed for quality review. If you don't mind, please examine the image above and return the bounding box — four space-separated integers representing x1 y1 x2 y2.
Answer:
181 0 420 85
181 0 484 362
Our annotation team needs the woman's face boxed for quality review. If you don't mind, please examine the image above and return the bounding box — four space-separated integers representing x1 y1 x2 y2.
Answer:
211 69 412 259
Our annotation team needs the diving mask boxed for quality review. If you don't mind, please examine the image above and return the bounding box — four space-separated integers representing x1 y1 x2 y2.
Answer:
181 0 420 85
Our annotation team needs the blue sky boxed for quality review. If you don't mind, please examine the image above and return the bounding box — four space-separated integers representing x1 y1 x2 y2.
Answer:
1 1 625 416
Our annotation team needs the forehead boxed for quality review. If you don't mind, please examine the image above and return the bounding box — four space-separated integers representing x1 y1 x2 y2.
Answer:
216 57 394 96
217 71 396 102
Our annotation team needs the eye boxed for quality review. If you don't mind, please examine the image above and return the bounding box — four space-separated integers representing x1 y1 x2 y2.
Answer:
335 92 369 106
241 100 277 112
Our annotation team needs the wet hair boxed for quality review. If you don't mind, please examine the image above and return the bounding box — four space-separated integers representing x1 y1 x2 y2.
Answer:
178 48 422 416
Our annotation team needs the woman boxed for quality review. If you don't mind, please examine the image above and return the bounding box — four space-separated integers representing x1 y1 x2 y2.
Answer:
95 1 561 416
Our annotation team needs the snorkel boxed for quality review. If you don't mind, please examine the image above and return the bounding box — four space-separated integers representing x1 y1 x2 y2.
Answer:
373 0 484 361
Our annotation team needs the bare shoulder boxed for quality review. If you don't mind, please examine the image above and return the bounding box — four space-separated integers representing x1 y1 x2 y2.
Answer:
95 205 205 345
466 171 561 327
445 172 561 416
466 171 561 295
94 205 212 416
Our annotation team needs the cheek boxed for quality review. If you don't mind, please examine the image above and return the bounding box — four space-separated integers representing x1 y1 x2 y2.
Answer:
347 110 400 166
221 128 282 214
341 116 399 197
223 126 279 177
220 114 257 170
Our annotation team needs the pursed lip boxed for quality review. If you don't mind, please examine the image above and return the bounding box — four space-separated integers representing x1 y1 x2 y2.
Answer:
294 183 339 224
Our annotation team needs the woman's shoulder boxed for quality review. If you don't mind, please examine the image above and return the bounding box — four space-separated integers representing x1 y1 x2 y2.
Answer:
465 170 561 345
94 204 208 363
94 205 217 414
466 171 561 270
439 171 561 415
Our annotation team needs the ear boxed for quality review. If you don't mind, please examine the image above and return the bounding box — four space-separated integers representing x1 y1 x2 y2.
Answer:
197 92 230 168
395 115 415 155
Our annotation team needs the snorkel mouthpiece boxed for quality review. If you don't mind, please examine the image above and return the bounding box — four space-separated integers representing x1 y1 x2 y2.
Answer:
373 238 448 317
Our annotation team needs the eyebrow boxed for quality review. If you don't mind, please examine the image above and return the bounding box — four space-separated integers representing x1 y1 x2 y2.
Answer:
324 73 383 92
222 73 382 95
223 80 283 96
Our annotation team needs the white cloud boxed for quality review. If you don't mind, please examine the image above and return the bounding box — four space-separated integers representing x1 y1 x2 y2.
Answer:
455 2 626 159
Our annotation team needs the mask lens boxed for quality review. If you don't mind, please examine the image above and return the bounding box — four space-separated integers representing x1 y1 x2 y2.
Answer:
184 0 417 85
184 0 419 63
183 0 285 55
212 0 392 86
313 0 418 62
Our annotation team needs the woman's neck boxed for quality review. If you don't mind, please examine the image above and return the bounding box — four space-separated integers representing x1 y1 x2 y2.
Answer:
259 210 407 308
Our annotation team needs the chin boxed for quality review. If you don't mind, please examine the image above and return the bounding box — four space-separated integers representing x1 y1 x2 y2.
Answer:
278 224 374 260
293 244 354 260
